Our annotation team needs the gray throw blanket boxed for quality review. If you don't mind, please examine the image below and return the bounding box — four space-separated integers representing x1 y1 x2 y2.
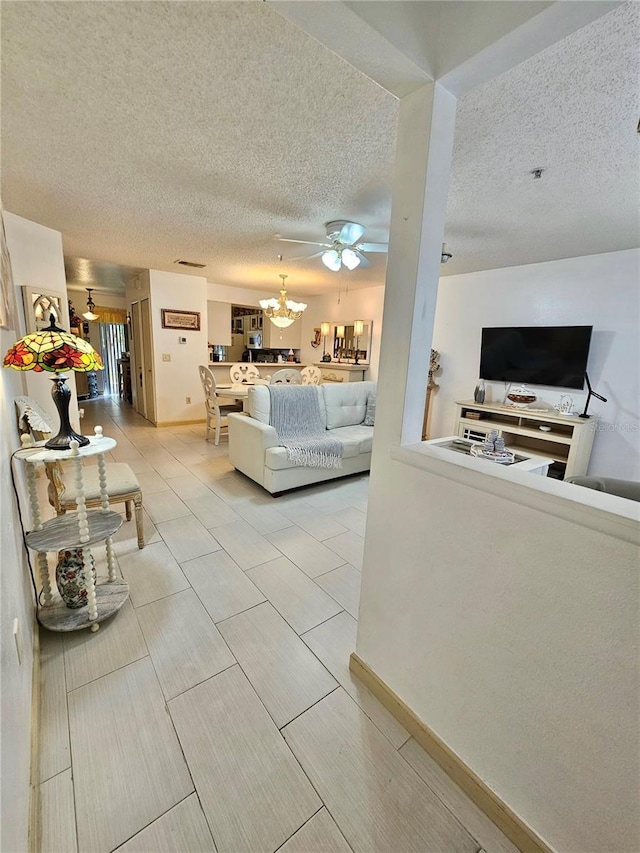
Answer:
269 385 343 469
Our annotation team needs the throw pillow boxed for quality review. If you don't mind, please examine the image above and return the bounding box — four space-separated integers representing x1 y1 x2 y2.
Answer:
363 393 376 426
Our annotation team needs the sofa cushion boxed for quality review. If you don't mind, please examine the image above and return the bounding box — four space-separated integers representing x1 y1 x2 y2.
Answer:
247 385 271 424
323 381 376 430
247 384 328 429
265 437 360 470
330 424 374 454
363 393 376 426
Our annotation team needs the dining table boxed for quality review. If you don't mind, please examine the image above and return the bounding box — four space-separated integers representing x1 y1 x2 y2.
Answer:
216 381 266 409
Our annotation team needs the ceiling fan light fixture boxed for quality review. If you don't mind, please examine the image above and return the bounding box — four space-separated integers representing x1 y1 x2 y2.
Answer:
341 248 361 271
259 274 307 328
321 249 341 272
81 288 99 321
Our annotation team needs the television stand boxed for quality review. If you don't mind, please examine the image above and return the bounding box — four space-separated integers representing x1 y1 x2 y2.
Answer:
454 400 597 479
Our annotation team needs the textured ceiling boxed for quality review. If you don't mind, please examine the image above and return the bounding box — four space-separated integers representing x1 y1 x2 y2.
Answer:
1 1 638 295
445 0 640 276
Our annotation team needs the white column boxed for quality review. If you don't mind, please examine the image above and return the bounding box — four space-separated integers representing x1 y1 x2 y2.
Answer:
372 82 457 451
359 80 457 656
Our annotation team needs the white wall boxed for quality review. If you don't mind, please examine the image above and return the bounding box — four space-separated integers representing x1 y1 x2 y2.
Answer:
431 249 640 478
298 285 386 381
206 281 276 306
0 323 36 853
2 212 78 850
358 450 640 853
4 212 79 430
149 269 208 425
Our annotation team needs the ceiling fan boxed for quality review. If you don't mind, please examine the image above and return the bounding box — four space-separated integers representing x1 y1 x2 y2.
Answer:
278 220 388 271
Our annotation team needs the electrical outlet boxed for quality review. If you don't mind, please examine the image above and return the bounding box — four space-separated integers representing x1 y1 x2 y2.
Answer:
162 353 171 362
186 396 191 404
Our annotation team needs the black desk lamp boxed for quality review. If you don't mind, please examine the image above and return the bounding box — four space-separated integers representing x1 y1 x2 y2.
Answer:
579 373 607 419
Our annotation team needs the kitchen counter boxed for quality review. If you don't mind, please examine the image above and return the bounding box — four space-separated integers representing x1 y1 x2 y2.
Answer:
313 362 369 370
208 362 306 367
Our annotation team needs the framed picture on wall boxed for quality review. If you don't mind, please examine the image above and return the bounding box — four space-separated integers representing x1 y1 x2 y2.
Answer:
161 309 201 331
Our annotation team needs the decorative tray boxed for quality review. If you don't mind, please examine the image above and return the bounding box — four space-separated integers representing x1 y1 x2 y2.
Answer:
470 445 515 465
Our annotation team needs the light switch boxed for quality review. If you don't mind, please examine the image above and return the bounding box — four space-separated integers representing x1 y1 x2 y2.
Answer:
162 353 171 362
178 336 187 344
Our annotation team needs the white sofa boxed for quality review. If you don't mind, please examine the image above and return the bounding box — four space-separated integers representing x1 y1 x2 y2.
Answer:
228 381 376 494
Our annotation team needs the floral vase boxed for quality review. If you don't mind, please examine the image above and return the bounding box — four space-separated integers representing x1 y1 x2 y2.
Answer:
55 548 97 609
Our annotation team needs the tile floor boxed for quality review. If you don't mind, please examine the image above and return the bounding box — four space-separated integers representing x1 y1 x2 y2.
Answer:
37 398 517 853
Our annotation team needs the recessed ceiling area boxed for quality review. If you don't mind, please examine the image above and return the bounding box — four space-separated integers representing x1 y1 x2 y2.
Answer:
1 2 637 296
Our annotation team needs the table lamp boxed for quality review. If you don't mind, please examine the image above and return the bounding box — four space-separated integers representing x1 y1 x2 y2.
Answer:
335 325 345 362
320 322 331 362
353 320 364 364
3 315 104 449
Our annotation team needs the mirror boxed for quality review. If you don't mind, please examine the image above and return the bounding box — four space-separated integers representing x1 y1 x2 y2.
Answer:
332 321 372 363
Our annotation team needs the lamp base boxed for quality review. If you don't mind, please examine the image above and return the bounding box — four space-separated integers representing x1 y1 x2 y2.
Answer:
45 375 89 450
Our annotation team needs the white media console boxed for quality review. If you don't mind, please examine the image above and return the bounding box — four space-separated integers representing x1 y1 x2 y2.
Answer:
454 400 597 479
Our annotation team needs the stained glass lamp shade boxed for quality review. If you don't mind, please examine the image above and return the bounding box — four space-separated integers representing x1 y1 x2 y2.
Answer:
3 316 104 449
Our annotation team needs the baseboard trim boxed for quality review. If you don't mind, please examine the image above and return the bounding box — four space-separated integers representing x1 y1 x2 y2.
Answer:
29 621 41 853
349 652 553 853
154 418 206 427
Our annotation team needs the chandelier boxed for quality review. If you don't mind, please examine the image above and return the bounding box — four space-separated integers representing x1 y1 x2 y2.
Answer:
82 288 99 321
259 274 307 329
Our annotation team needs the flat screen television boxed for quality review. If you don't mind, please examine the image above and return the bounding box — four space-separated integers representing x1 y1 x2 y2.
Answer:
479 326 593 389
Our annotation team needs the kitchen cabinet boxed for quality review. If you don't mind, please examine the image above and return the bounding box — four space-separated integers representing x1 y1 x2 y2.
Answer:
207 302 232 345
262 315 301 349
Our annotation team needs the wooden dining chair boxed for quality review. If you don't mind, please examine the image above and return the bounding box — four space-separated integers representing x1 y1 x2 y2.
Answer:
14 396 145 549
229 363 261 383
269 368 302 385
300 365 322 385
199 365 241 445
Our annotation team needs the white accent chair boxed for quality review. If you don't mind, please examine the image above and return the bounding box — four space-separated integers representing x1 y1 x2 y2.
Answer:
15 396 145 549
269 368 302 385
300 365 322 385
199 365 242 445
229 363 261 383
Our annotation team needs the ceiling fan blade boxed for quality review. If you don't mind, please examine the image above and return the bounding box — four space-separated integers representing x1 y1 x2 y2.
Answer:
356 254 371 269
339 222 366 244
287 250 325 261
357 242 388 253
277 238 328 247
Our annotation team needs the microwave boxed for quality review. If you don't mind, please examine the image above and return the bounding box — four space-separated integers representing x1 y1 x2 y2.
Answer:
245 331 262 349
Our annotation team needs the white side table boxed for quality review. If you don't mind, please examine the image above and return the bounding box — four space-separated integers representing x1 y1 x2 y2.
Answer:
16 427 128 633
